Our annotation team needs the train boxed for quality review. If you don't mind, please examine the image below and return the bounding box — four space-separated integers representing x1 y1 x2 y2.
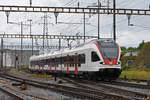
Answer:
29 39 122 80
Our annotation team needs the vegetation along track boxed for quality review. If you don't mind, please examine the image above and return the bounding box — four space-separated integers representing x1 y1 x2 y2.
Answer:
0 73 135 100
61 77 149 100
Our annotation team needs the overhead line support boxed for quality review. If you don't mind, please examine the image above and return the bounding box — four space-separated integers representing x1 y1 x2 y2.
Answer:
0 5 150 15
0 34 98 40
113 0 116 42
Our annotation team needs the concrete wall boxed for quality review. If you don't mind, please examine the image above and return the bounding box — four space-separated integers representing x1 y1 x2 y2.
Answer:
0 49 39 67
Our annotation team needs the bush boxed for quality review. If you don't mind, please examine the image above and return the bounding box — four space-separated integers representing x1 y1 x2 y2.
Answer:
13 68 19 72
22 66 29 70
121 66 140 71
122 66 130 71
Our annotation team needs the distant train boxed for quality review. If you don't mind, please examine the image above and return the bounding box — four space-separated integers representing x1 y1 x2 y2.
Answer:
29 39 122 80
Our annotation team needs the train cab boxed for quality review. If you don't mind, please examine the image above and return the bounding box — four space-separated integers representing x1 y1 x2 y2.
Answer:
92 39 122 80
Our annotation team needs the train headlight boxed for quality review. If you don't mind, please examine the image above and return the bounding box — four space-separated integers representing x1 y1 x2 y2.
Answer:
117 62 121 64
100 62 103 64
100 62 105 65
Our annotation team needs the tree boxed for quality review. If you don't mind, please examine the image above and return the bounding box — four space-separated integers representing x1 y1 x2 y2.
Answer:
137 40 145 50
121 46 127 52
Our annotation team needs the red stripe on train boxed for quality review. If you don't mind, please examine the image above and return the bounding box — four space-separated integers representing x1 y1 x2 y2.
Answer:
93 42 119 66
55 58 57 73
104 59 117 65
67 56 70 74
93 42 104 60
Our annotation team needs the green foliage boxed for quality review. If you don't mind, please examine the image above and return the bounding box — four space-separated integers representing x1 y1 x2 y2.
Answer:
21 66 30 72
127 47 137 52
120 70 150 80
122 66 130 71
122 66 138 71
121 66 150 71
22 66 29 70
3 66 10 70
139 68 150 71
13 68 19 72
121 46 127 56
137 40 144 50
32 73 52 79
121 56 136 67
133 42 150 68
121 40 145 55
121 41 150 68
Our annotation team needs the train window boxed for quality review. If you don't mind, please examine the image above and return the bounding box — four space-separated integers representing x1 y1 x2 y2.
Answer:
55 58 60 65
46 59 50 65
78 64 81 67
51 59 55 67
62 56 67 64
70 56 74 64
78 54 85 64
64 64 67 67
91 52 100 62
72 64 74 67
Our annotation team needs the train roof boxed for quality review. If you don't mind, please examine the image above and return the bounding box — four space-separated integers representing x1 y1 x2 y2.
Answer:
30 38 115 61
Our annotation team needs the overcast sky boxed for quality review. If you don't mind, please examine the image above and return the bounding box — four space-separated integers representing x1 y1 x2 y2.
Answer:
0 0 150 48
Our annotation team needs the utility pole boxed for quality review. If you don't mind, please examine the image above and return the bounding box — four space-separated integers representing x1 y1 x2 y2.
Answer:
29 0 32 6
113 0 116 42
98 0 100 39
67 39 70 48
107 0 110 9
4 51 6 68
1 38 3 69
43 14 46 52
20 22 23 69
59 33 61 50
41 13 50 52
83 13 85 43
27 19 33 55
45 13 49 47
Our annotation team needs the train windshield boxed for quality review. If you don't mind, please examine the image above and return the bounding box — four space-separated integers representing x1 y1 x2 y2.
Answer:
98 41 118 59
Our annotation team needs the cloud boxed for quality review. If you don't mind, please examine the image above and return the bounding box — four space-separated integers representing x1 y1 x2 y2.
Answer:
117 30 150 47
0 0 150 48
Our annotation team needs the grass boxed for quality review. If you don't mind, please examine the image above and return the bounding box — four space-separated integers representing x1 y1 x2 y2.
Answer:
13 68 19 72
122 66 150 71
120 70 150 80
32 73 52 79
120 66 150 80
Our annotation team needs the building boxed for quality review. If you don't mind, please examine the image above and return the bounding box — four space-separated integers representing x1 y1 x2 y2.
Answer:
124 51 139 57
0 49 39 67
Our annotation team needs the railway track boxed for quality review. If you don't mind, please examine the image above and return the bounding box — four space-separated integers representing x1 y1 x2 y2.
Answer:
0 83 25 100
0 73 134 100
103 80 150 89
61 77 150 100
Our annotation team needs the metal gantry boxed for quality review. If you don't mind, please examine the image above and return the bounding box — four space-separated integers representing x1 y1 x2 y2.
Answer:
0 34 98 40
0 5 150 15
0 45 67 49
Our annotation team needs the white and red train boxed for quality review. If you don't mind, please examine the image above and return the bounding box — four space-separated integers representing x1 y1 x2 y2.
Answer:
29 39 122 80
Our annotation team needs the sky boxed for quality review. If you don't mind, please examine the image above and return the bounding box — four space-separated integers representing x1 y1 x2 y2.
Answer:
0 0 150 48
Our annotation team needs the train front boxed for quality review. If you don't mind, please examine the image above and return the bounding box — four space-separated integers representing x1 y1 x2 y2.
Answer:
94 40 122 80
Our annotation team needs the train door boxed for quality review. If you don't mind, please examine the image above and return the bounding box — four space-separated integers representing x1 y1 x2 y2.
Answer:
91 51 101 70
76 50 87 72
84 49 92 71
